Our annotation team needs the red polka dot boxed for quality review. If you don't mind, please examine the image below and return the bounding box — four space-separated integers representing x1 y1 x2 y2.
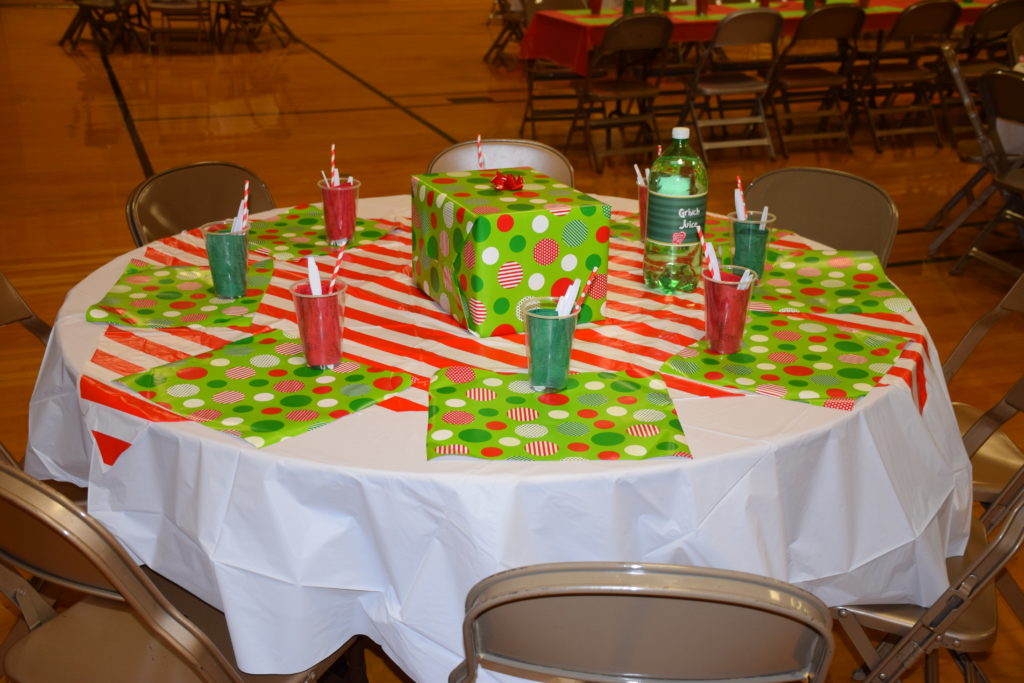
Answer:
373 376 405 391
852 273 878 282
770 319 788 326
834 333 852 340
783 365 814 376
853 284 869 290
195 352 213 359
491 324 516 336
595 225 610 243
811 306 827 313
594 420 615 429
705 371 724 380
598 451 621 460
567 442 590 452
176 366 208 380
261 407 282 415
139 390 157 399
430 213 437 228
143 285 159 291
871 348 891 356
800 288 825 296
538 393 570 405
431 178 457 184
454 192 471 197
269 369 288 377
556 196 575 203
486 421 507 430
329 409 351 418
190 293 206 299
312 386 332 394
481 447 503 458
578 409 598 418
496 214 514 231
244 288 262 297
809 336 827 342
514 190 540 198
550 277 574 298
617 395 638 404
761 374 780 381
459 274 468 290
259 338 277 344
826 388 848 398
456 207 466 223
169 301 196 309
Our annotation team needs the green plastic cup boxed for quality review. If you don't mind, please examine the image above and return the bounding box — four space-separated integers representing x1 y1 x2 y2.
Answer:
524 298 578 392
204 227 248 299
729 210 776 280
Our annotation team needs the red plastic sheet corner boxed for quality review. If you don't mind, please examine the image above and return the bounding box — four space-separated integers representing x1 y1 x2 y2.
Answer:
91 431 132 466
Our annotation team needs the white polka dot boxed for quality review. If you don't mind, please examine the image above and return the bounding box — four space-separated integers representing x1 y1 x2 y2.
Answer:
749 334 769 343
780 262 797 270
167 384 200 397
584 381 606 390
674 433 687 443
315 375 337 383
532 215 550 233
648 379 666 390
317 398 338 408
530 198 546 204
828 271 845 278
447 171 472 177
201 305 218 312
445 398 467 407
250 354 281 368
90 309 109 318
606 406 627 416
624 445 647 457
162 310 181 318
483 377 504 386
182 398 204 408
838 297 856 304
749 345 769 353
244 436 266 447
633 409 666 422
798 323 828 333
821 279 845 288
153 270 170 277
128 292 147 299
515 423 548 438
523 183 545 190
287 357 305 365
498 436 521 446
813 362 834 370
528 273 545 290
786 301 806 308
775 288 791 294
561 254 578 271
210 358 230 366
481 246 500 265
854 382 875 392
109 285 131 294
253 392 275 402
798 390 821 400
474 184 490 190
809 345 828 352
756 363 777 370
735 377 756 385
821 249 837 256
857 262 874 271
221 417 244 426
432 429 454 441
498 196 516 202
547 410 569 419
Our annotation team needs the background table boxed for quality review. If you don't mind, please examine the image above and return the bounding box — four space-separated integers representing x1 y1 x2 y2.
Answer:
26 194 971 681
521 0 993 75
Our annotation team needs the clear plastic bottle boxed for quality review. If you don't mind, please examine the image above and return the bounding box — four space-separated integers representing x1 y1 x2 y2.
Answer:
643 126 709 294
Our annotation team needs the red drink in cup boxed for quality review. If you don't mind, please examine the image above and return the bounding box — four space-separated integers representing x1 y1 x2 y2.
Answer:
702 264 756 355
291 280 346 368
318 178 361 246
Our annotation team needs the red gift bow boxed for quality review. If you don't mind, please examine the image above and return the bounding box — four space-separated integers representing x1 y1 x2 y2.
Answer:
490 172 524 191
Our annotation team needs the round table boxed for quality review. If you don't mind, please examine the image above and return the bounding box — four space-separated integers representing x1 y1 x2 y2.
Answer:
26 194 971 681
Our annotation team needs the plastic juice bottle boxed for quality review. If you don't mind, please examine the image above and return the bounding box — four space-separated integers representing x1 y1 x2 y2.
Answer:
643 126 709 294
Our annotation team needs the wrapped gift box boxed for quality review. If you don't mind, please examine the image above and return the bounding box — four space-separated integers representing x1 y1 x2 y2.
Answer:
411 168 611 337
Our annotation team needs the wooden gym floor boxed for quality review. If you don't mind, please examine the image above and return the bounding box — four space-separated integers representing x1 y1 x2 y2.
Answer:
0 0 1022 679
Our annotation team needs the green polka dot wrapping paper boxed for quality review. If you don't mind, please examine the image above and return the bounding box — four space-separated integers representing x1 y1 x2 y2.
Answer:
116 328 414 448
411 169 611 337
753 248 915 318
660 311 909 411
427 366 690 460
87 261 273 328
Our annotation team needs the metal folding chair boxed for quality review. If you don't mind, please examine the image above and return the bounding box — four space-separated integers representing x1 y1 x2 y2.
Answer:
427 138 575 186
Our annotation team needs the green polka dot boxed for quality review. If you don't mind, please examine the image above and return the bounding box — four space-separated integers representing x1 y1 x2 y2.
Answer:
578 305 593 324
509 235 526 252
472 217 491 242
836 305 862 314
250 420 285 433
459 429 492 443
700 357 721 366
562 220 588 247
835 289 861 297
155 291 182 300
727 352 756 363
471 275 485 293
345 374 365 382
778 343 797 351
610 380 641 392
585 254 603 270
557 422 590 436
426 236 438 259
233 405 253 413
837 368 869 379
479 407 499 417
506 395 526 404
294 367 322 377
428 405 439 417
452 229 465 254
341 383 371 397
207 380 227 388
249 379 269 386
494 298 510 315
580 204 597 216
137 309 155 315
281 395 312 407
135 375 157 388
862 300 879 307
835 341 864 352
297 217 318 225
669 418 682 430
435 385 456 394
591 432 625 446
788 380 808 387
656 441 677 451
508 203 535 211
349 397 376 411
802 354 822 361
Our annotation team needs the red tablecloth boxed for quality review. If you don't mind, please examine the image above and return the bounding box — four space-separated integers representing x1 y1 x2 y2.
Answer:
520 0 991 74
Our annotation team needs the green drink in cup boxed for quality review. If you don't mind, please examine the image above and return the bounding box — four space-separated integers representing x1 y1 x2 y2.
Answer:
729 209 775 280
524 298 579 392
204 226 248 299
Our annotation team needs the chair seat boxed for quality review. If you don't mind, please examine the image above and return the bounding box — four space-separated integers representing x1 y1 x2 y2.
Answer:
778 66 847 89
993 166 1024 195
956 401 1024 502
695 72 769 95
861 62 938 84
574 78 661 100
837 517 998 652
959 59 1005 81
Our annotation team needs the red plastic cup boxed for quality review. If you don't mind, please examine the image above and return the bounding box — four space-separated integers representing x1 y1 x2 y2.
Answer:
291 280 346 368
589 0 602 13
702 264 756 355
318 178 361 246
637 182 648 241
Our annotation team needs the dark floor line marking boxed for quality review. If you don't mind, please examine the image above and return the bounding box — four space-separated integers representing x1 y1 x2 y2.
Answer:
293 36 456 144
887 247 1024 269
101 52 153 178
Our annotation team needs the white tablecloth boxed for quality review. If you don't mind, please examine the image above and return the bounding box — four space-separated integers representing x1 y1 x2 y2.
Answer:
26 195 972 682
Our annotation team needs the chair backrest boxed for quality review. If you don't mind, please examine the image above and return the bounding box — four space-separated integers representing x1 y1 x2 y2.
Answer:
451 562 833 683
710 8 783 48
0 463 242 683
0 271 52 345
979 69 1024 173
962 0 1024 58
427 139 575 186
865 474 1024 682
1010 21 1024 63
788 3 864 44
125 161 275 247
884 0 960 46
745 167 899 266
587 12 672 82
521 0 586 26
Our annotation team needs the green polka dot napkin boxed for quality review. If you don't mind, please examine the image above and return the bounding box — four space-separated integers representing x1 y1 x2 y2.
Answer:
427 367 690 460
754 249 914 317
246 207 397 260
116 329 413 448
87 261 273 328
661 312 907 410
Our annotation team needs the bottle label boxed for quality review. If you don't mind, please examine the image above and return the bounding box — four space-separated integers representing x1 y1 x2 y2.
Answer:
646 190 707 244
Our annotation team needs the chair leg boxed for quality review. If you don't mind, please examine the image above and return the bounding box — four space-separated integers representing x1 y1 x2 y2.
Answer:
927 179 997 256
996 568 1024 626
949 201 1008 275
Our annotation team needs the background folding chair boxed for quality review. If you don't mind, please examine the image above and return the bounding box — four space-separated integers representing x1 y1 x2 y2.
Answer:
956 0 1024 81
60 0 148 53
951 69 1024 276
834 470 1024 683
769 5 864 156
685 9 782 161
147 0 213 54
449 562 833 683
427 138 575 186
125 161 275 246
216 0 287 51
483 0 524 63
0 271 52 346
852 0 960 152
565 13 672 173
0 463 367 683
745 166 899 265
518 0 588 138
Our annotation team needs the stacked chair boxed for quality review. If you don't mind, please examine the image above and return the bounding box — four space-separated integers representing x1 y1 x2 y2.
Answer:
483 0 525 63
566 13 672 172
59 0 149 53
215 0 289 51
147 0 213 54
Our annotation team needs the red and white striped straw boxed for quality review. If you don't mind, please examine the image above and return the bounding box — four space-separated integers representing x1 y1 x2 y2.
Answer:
330 144 337 186
476 134 485 169
698 227 720 279
573 266 598 313
241 180 249 229
328 244 346 293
